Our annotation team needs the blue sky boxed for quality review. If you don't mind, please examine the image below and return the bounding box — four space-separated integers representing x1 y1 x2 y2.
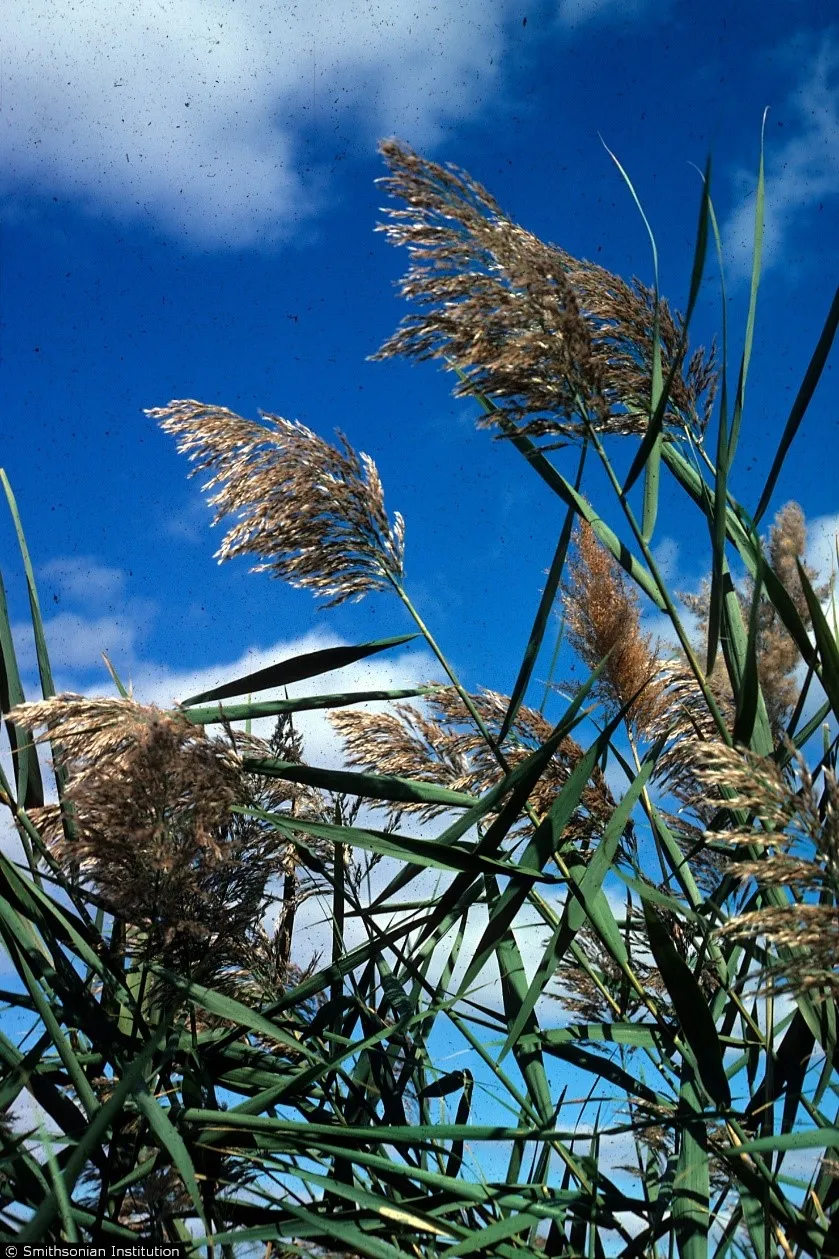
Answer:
1 0 838 728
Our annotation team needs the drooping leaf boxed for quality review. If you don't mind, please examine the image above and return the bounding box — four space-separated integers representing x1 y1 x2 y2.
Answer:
181 683 436 725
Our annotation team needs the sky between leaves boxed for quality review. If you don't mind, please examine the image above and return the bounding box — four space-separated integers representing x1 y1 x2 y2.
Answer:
1 0 838 728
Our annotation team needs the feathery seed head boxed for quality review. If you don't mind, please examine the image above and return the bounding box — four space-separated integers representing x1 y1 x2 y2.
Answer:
694 742 839 999
643 659 735 818
149 400 405 605
9 694 266 957
756 502 824 728
331 685 618 846
373 139 716 442
563 520 664 730
683 504 825 732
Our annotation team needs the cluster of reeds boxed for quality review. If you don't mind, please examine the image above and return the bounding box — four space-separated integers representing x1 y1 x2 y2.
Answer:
0 135 837 1256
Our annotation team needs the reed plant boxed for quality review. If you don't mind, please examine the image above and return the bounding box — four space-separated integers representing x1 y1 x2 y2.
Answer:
0 131 838 1256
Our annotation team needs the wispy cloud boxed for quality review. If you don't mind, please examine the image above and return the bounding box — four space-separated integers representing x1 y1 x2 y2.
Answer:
651 536 680 584
12 556 155 680
39 555 129 606
160 494 214 545
725 32 839 277
3 0 520 246
16 610 156 678
4 0 664 247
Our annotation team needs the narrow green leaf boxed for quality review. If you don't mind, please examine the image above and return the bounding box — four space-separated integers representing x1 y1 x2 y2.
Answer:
485 876 554 1124
242 758 477 810
644 902 731 1108
500 744 658 1060
101 651 130 697
420 1070 470 1100
17 1024 168 1242
724 1128 839 1157
40 1129 79 1242
732 536 768 750
796 559 839 720
728 108 767 462
458 705 628 1000
0 470 57 704
181 684 437 725
150 969 318 1059
739 1183 769 1259
0 564 44 811
4 945 99 1118
371 656 605 912
0 850 128 999
753 283 839 526
442 1206 544 1257
179 632 418 705
247 806 561 881
744 1009 814 1137
528 1022 673 1051
704 187 731 676
500 444 586 743
719 552 773 756
624 156 711 504
0 1030 94 1156
537 1039 664 1106
661 446 754 567
673 1065 710 1259
706 398 731 676
134 1087 207 1233
640 353 663 540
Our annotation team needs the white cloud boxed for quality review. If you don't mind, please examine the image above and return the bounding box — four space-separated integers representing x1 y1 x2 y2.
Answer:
12 606 156 679
651 536 680 584
10 556 156 681
725 34 839 277
3 0 520 246
39 556 128 608
130 626 434 771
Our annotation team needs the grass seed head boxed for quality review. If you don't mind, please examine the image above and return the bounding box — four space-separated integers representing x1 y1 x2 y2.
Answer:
695 742 839 999
373 139 716 442
149 400 405 605
9 695 285 982
331 685 618 846
563 520 664 730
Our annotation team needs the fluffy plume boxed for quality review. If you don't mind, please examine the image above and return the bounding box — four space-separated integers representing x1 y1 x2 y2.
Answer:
644 658 734 816
682 503 826 734
561 520 738 837
373 139 716 442
696 741 839 1000
149 400 405 605
754 502 824 730
562 520 664 730
9 695 284 983
331 686 619 848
